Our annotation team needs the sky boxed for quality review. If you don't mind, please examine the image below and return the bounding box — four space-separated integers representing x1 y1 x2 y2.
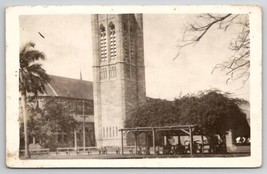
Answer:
20 14 249 101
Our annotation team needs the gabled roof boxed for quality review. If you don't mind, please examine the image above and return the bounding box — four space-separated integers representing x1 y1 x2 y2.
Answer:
44 75 93 100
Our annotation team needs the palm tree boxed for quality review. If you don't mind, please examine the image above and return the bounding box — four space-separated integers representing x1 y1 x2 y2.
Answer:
19 42 50 158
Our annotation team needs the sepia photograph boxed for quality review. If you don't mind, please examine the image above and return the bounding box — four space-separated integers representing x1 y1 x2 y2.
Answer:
6 5 262 168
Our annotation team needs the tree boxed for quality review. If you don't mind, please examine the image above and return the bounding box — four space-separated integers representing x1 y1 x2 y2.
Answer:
25 98 79 150
125 90 250 152
174 90 249 136
126 91 249 133
177 14 250 85
19 42 50 158
125 98 179 128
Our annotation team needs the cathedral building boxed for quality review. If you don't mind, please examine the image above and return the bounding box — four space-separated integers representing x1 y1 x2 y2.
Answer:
20 75 96 151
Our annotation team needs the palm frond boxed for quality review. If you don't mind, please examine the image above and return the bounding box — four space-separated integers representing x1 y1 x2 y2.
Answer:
19 42 49 95
20 42 35 54
20 50 45 69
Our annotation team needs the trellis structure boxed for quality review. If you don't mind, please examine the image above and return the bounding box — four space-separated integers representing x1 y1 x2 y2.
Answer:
119 125 202 156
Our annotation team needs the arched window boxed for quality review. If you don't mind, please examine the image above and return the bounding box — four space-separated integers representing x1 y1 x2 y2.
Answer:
112 127 115 137
125 65 130 78
100 24 107 62
106 127 108 138
109 66 117 78
109 22 116 60
130 27 136 64
103 127 105 138
123 23 128 62
100 67 107 80
131 66 136 79
116 127 118 137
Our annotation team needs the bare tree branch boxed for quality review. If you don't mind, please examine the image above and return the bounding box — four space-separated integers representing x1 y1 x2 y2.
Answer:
177 13 250 85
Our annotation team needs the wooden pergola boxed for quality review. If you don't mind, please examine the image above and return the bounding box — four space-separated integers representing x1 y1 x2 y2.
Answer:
119 125 200 155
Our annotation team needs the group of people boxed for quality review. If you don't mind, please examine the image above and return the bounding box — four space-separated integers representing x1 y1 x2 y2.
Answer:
98 147 107 154
162 135 226 155
163 142 187 155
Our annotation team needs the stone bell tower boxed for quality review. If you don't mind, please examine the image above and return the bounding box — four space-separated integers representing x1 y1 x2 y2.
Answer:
91 14 146 147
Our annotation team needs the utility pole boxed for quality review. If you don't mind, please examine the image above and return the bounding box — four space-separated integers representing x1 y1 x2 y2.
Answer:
82 100 86 151
74 129 77 151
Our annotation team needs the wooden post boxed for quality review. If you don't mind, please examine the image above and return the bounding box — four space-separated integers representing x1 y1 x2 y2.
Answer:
21 94 29 158
152 129 156 155
189 128 193 156
222 134 227 153
201 133 204 153
74 129 77 151
178 135 181 145
164 136 167 145
121 130 124 155
134 132 137 155
82 100 86 151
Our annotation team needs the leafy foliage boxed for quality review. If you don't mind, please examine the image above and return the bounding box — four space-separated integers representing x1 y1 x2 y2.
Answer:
175 90 249 135
125 98 179 128
19 42 50 157
24 98 79 147
125 90 250 136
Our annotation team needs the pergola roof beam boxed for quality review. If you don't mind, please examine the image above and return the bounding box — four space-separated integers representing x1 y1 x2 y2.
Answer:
119 125 197 132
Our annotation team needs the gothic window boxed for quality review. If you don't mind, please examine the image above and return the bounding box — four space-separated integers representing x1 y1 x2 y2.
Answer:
116 127 118 137
130 28 136 64
76 100 83 115
105 68 107 79
109 22 116 60
100 67 107 80
109 66 117 78
106 127 108 138
84 101 93 115
100 24 107 62
131 66 136 79
123 23 129 62
100 68 103 79
125 65 130 78
63 134 67 142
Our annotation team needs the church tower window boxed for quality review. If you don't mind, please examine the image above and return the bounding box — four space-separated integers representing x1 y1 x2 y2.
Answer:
131 66 136 79
109 22 116 61
125 64 130 78
106 127 108 138
116 127 118 137
109 66 117 78
123 23 129 62
130 27 136 64
100 67 107 80
100 24 107 62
